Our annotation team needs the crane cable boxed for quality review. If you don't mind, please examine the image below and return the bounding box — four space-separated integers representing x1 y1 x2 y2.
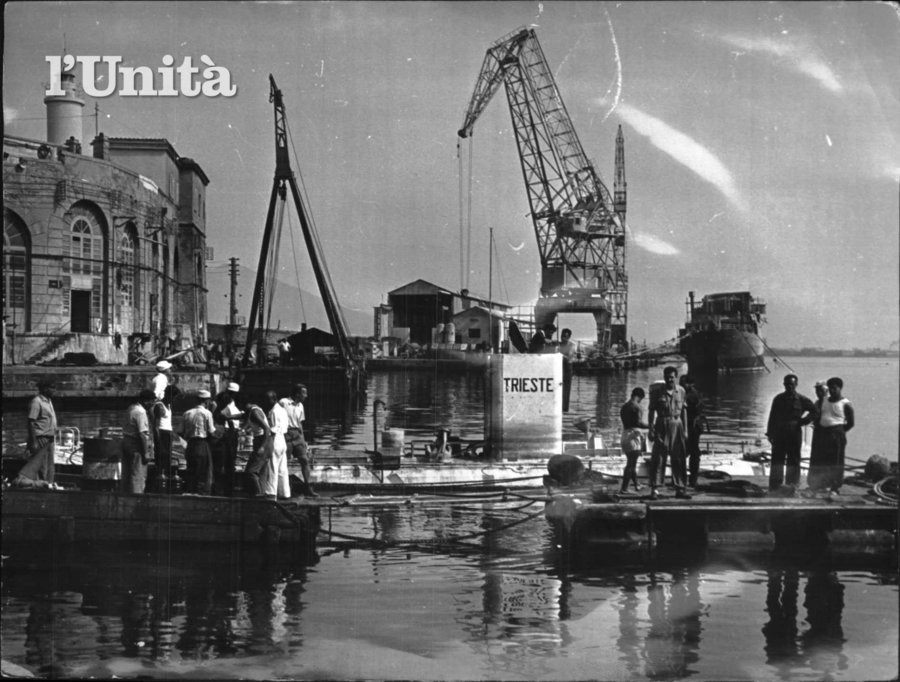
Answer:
282 111 353 351
457 138 466 290
466 136 474 291
263 192 287 333
284 207 307 326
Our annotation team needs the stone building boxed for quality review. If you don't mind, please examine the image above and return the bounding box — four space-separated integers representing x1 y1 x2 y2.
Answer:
3 69 209 365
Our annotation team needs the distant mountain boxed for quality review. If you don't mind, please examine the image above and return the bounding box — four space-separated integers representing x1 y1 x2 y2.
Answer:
206 264 372 337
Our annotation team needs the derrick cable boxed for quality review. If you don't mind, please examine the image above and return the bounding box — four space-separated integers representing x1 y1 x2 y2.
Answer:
263 193 287 332
284 204 307 326
284 115 352 342
491 231 511 305
457 138 466 290
466 135 474 291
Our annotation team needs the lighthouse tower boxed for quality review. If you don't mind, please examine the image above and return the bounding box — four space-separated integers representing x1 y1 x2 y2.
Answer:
44 69 85 146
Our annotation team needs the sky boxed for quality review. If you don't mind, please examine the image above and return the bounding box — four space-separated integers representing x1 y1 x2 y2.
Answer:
4 1 899 348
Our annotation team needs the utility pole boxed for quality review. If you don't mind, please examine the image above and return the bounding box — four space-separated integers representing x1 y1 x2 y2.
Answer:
228 257 239 325
226 257 239 364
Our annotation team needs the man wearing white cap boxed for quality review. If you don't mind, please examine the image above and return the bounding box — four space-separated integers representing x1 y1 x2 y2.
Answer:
213 382 244 496
152 360 173 401
180 389 215 494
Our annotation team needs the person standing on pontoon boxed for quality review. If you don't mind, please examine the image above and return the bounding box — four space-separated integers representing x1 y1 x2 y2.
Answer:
181 389 216 494
280 383 317 496
619 387 649 493
151 384 180 493
765 374 816 494
151 359 173 401
264 390 291 499
647 366 690 500
559 328 577 413
122 389 156 494
14 379 58 488
808 377 854 496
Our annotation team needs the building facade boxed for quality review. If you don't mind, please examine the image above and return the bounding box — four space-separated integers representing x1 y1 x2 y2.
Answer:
2 72 209 365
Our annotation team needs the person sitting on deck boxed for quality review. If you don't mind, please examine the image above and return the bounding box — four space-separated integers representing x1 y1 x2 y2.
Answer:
425 429 453 462
121 389 156 494
181 389 216 495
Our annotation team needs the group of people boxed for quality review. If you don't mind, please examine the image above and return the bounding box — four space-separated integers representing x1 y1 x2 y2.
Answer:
617 367 854 499
127 360 318 498
529 323 577 412
766 373 854 497
618 366 705 499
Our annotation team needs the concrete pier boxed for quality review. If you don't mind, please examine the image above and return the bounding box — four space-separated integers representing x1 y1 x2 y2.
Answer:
545 479 897 552
1 365 222 404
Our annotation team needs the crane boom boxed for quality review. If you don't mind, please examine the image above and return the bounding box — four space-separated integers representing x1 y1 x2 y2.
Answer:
458 27 628 347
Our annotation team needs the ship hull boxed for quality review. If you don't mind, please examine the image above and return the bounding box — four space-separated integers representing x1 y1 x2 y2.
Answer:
680 329 765 373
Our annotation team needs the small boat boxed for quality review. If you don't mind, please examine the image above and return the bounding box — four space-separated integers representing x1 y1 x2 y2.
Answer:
679 291 767 373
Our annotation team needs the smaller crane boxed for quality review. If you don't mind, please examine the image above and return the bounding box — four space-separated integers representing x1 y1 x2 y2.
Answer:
242 75 356 370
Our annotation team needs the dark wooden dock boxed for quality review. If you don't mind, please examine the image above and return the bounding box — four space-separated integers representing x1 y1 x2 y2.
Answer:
545 477 897 553
1 488 321 549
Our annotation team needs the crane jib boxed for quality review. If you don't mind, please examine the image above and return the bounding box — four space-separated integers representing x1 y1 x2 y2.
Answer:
458 27 630 349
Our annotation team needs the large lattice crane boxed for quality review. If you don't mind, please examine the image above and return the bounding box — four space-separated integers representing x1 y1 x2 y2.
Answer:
458 27 628 347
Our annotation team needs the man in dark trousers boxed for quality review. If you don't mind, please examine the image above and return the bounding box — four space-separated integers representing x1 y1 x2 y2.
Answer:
765 374 816 493
15 379 59 488
680 375 705 487
212 382 244 496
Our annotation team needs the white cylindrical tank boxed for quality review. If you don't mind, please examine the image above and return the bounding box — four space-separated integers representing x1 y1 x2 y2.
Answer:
44 71 85 145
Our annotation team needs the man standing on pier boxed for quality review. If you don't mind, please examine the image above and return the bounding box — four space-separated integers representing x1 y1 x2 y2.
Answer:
181 389 216 494
152 360 173 400
647 366 690 500
14 379 58 488
280 383 317 496
213 382 244 496
122 389 156 494
765 374 816 493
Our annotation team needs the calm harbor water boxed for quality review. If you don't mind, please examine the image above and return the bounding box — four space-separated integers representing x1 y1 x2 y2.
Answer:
1 356 897 680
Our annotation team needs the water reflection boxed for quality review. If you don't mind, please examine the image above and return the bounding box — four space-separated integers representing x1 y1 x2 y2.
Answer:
762 566 849 679
4 543 315 675
642 569 703 679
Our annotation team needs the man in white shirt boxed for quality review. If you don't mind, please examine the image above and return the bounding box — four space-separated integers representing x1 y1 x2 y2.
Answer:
279 383 317 496
264 390 291 499
152 360 172 401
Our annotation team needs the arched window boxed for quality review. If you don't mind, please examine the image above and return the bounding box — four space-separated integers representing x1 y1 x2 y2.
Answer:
3 210 30 331
63 206 105 333
70 217 103 276
115 224 138 334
